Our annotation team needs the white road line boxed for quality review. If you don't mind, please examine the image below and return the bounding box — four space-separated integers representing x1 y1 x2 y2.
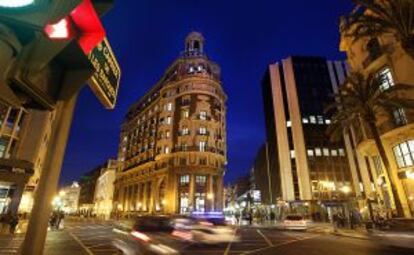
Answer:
223 227 238 255
240 234 320 255
256 230 273 247
68 231 95 255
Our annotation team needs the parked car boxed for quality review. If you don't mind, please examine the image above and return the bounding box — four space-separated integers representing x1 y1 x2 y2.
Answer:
283 215 307 231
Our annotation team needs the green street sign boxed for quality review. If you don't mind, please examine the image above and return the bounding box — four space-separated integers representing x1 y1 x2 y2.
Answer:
88 37 121 110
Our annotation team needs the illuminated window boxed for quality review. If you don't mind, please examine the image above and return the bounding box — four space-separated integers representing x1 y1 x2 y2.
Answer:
180 175 190 185
307 149 314 157
167 102 173 111
290 150 295 159
199 127 207 135
302 118 309 124
195 193 206 212
339 149 345 156
165 131 170 138
377 68 394 91
315 148 322 156
199 141 207 152
325 119 331 124
164 146 170 154
286 121 292 127
179 192 189 214
323 148 329 156
181 127 189 135
393 140 414 168
331 149 338 157
166 116 172 125
182 109 190 118
317 116 324 124
393 108 407 126
199 111 207 120
196 175 206 185
372 156 383 175
309 116 316 124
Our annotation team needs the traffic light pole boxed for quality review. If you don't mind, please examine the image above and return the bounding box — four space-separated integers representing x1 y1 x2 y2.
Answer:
21 80 83 255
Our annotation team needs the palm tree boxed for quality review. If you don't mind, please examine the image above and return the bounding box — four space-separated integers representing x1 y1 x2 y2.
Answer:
325 72 414 218
343 0 414 60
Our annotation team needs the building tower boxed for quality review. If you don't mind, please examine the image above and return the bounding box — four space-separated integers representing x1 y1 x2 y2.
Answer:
114 32 227 215
262 56 355 217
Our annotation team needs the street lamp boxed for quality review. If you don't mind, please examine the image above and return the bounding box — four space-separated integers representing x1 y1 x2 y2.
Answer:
340 185 351 194
406 170 414 180
0 0 34 8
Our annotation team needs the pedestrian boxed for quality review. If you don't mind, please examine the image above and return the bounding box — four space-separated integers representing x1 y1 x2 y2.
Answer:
235 211 240 225
9 215 19 234
56 211 65 230
50 213 57 230
248 212 253 225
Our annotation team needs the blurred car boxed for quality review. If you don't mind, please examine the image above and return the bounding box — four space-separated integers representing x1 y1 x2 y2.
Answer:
112 216 181 255
171 213 239 245
283 215 307 231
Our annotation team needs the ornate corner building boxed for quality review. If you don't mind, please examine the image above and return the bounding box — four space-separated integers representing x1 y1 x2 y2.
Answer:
113 32 227 215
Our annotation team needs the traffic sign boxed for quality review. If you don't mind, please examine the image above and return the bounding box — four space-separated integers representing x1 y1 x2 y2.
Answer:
88 37 121 109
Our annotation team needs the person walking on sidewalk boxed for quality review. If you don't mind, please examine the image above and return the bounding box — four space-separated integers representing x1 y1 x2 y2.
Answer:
8 214 19 234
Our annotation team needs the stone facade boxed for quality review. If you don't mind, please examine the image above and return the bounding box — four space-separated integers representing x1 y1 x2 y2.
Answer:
114 32 227 215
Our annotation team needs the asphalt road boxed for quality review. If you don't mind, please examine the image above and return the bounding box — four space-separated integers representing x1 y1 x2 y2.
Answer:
1 221 413 255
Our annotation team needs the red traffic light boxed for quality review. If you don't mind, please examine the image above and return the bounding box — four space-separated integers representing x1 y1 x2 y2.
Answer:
44 17 73 39
44 0 105 54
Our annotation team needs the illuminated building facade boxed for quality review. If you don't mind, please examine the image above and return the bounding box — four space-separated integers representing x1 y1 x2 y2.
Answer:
340 17 414 217
94 159 117 219
60 182 81 214
0 103 53 215
114 32 227 215
262 56 354 217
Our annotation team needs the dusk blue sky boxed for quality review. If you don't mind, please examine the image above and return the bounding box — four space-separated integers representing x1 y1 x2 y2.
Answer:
60 0 354 185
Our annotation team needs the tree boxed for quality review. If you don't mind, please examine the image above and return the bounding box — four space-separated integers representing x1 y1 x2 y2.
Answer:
343 0 414 60
325 72 414 218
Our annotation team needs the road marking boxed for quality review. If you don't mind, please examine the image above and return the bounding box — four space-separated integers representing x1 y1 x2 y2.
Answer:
68 231 95 255
256 230 273 246
240 234 320 254
223 228 238 255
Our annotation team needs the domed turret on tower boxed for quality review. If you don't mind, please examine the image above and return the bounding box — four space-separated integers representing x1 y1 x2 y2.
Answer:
184 31 205 56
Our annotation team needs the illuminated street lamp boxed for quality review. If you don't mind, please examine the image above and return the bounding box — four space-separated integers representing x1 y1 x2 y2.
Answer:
406 170 414 180
0 0 35 8
340 185 351 194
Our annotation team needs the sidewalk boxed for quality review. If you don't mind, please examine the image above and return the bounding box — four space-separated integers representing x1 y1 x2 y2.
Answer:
0 229 91 255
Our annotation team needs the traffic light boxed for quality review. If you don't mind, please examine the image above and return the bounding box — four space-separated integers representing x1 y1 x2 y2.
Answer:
0 0 108 109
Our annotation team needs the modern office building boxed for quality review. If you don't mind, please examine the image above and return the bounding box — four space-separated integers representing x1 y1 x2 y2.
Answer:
113 32 227 215
340 16 414 217
252 143 277 205
94 159 117 219
0 103 53 215
262 56 355 217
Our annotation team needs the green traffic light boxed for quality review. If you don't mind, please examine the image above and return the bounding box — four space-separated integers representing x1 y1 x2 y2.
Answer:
0 0 34 8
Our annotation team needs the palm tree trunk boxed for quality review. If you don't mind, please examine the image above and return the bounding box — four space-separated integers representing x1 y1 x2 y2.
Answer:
367 120 405 218
402 36 414 62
